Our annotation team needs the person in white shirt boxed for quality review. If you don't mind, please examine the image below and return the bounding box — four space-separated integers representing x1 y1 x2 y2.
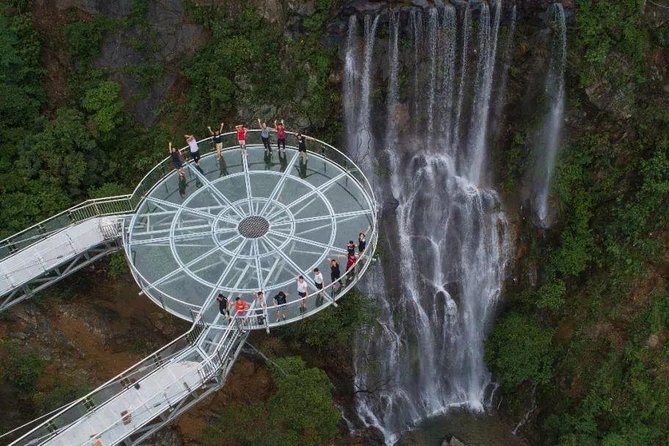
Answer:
254 291 266 326
313 268 324 306
296 275 308 314
184 134 201 165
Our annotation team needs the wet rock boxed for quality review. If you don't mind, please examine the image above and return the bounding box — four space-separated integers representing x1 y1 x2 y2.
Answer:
584 52 635 120
345 0 387 14
253 0 284 23
396 430 421 445
54 0 132 18
647 333 661 349
142 427 184 446
352 425 385 445
442 435 468 446
288 0 316 16
412 0 430 8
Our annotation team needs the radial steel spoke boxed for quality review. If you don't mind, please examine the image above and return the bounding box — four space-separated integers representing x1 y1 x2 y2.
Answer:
263 237 317 288
146 197 221 222
187 164 245 218
241 154 254 216
271 209 372 227
259 151 300 216
252 240 264 292
130 229 213 246
267 172 347 220
267 230 348 255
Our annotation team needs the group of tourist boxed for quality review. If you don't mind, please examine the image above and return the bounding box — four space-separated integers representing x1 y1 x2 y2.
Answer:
215 227 370 326
168 118 310 175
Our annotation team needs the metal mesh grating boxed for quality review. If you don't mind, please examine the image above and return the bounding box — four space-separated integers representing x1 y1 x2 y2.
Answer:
237 216 270 238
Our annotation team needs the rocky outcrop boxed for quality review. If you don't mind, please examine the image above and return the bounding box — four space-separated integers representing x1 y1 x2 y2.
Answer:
442 435 468 446
584 52 636 120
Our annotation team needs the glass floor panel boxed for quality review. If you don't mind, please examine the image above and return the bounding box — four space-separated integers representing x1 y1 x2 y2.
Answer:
126 147 375 324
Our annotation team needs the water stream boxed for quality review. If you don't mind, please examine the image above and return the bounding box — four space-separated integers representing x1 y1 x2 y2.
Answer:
530 3 567 227
347 2 513 443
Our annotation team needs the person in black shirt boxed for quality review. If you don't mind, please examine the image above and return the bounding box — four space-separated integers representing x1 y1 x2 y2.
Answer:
296 132 308 161
169 141 184 175
208 122 224 159
216 293 230 319
358 226 370 254
328 258 342 291
273 291 288 322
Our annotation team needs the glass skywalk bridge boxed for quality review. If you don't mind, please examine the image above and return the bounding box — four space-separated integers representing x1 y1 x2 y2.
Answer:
0 130 377 446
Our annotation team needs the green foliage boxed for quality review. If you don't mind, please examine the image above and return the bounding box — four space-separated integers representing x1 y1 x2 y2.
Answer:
575 0 648 88
486 313 555 391
107 252 129 279
0 5 43 135
65 18 109 67
82 80 124 134
88 182 129 198
32 381 92 414
203 356 339 446
278 290 376 353
0 341 46 392
183 4 339 136
123 62 163 93
535 280 566 312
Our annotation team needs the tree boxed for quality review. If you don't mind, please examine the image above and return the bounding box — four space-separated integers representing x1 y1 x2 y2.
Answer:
203 356 340 446
485 312 555 391
82 80 124 134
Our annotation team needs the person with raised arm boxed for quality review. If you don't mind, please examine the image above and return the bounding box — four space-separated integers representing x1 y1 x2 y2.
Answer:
168 141 184 175
184 134 201 166
207 122 224 159
235 124 248 156
258 118 272 153
274 119 286 153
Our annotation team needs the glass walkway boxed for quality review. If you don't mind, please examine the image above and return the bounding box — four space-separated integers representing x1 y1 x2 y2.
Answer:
0 130 377 446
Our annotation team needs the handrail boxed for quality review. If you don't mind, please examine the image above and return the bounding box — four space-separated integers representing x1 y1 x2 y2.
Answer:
3 129 378 445
123 140 377 328
0 195 133 262
0 129 376 265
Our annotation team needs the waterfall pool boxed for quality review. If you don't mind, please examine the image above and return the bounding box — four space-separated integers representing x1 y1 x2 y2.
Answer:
397 410 530 446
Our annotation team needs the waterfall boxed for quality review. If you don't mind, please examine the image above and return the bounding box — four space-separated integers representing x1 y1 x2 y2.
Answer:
344 15 360 159
349 3 512 444
465 0 501 185
491 5 517 138
531 3 567 227
451 4 471 152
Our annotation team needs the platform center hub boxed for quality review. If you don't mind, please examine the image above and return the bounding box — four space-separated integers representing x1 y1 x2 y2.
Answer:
238 216 270 238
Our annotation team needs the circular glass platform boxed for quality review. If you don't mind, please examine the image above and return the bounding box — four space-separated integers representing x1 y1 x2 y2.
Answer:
124 134 376 327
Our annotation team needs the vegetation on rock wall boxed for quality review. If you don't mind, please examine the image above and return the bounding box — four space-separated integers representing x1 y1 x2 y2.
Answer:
202 356 340 446
487 1 669 444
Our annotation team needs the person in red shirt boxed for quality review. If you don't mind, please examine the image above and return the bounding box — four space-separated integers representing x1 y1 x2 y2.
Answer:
234 296 249 320
346 253 357 284
236 124 247 156
274 119 286 153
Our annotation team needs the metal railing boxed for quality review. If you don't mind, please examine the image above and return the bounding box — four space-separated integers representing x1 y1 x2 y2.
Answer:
1 129 378 445
0 195 134 261
0 129 376 263
5 306 255 446
122 129 378 329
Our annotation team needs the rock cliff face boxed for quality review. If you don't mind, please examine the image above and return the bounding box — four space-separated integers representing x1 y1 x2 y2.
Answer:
42 0 580 129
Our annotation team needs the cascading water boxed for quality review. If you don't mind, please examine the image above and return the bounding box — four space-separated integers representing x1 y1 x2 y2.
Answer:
531 3 567 227
348 3 512 444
